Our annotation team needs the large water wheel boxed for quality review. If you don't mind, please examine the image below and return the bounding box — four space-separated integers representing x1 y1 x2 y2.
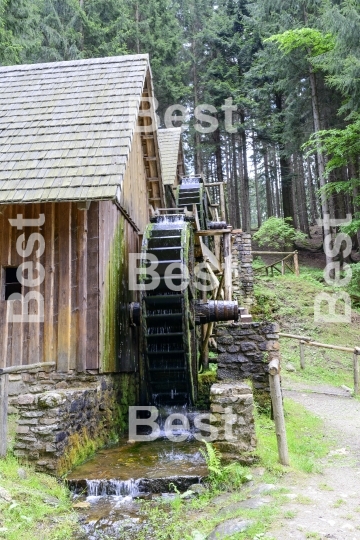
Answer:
139 215 197 406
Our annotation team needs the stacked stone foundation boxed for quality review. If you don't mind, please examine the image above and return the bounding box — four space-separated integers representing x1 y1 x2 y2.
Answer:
210 382 257 464
9 370 136 475
216 322 280 409
232 232 254 309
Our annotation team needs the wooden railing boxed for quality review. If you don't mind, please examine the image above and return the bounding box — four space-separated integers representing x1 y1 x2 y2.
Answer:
279 332 360 395
0 362 55 458
253 251 299 277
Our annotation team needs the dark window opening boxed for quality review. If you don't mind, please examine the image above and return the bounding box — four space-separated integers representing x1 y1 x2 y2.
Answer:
4 267 22 300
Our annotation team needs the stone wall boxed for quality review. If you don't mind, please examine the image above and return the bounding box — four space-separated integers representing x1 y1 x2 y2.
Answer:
210 382 257 464
10 369 136 475
232 232 254 309
216 321 280 408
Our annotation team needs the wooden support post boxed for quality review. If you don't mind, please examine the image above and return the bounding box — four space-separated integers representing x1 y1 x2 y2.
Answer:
281 260 285 275
299 340 306 370
0 374 9 458
223 231 232 301
353 350 360 396
219 182 226 222
294 251 300 276
201 286 209 371
268 358 290 466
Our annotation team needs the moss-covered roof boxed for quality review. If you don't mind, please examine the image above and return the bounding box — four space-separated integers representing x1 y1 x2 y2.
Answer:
0 54 150 203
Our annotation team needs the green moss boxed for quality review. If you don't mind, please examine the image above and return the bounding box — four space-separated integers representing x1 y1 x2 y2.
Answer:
57 428 105 477
196 369 217 410
117 373 137 433
101 218 124 373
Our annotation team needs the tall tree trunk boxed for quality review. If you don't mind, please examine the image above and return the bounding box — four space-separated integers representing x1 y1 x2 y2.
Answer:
297 155 311 236
239 112 251 231
135 2 140 54
232 133 241 228
308 66 332 266
291 162 299 230
275 94 294 221
253 134 261 228
270 146 281 217
213 119 224 183
192 28 202 175
307 156 318 224
263 145 273 219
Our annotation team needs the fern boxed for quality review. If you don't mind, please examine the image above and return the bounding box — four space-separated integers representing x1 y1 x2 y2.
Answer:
200 440 222 478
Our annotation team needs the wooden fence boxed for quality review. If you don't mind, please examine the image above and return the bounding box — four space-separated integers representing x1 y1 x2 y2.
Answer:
0 362 55 458
279 332 360 395
253 251 299 277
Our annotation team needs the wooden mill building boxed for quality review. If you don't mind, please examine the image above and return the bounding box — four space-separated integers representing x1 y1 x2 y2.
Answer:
0 54 181 375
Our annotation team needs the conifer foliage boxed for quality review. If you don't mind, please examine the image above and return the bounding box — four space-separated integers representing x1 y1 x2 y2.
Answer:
0 0 359 244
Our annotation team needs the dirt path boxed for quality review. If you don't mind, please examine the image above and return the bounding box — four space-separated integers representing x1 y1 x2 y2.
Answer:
267 376 360 540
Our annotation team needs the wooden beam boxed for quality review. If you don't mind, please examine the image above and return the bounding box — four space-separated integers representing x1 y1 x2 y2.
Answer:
196 229 232 237
57 204 72 372
203 182 227 187
201 242 221 273
252 251 296 255
77 209 88 372
0 362 55 375
0 373 8 457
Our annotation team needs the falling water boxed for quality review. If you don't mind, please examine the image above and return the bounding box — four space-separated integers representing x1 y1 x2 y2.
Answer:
86 478 141 497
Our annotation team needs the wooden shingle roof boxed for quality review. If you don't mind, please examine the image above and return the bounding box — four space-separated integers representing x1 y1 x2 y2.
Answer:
158 128 182 186
0 54 150 203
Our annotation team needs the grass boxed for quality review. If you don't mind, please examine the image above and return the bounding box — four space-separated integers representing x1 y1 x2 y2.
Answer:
0 416 80 540
256 398 329 474
252 264 360 389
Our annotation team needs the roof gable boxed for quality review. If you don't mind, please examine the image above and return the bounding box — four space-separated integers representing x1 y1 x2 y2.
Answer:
0 55 150 204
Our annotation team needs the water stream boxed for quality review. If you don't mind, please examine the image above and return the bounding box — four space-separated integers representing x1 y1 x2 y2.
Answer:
68 426 208 539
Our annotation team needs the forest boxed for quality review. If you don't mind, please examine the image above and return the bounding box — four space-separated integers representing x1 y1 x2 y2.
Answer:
1 0 360 242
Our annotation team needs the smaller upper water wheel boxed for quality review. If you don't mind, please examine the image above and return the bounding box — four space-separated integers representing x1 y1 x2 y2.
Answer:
176 177 206 230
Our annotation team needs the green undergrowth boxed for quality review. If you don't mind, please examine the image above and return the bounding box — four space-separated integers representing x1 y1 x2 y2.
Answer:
256 398 329 474
253 264 360 389
135 397 327 540
0 417 80 540
196 363 217 410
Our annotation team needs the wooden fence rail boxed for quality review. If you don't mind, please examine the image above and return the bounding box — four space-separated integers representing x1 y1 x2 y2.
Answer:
0 362 55 458
253 251 299 277
278 332 360 396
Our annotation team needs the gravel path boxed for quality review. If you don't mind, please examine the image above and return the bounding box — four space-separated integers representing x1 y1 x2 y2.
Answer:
267 377 360 540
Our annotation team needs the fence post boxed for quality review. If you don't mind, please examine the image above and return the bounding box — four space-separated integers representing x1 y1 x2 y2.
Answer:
268 358 290 466
281 260 285 275
353 349 360 396
293 251 299 276
0 374 9 458
299 340 306 370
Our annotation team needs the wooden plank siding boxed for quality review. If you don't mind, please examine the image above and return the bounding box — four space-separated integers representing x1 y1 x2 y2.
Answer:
0 202 100 371
0 199 142 373
0 94 151 374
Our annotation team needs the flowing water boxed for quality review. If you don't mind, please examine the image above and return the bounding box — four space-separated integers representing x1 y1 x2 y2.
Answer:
69 429 208 539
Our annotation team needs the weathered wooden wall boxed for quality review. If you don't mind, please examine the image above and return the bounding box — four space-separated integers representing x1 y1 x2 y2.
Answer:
0 202 98 371
0 127 149 373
